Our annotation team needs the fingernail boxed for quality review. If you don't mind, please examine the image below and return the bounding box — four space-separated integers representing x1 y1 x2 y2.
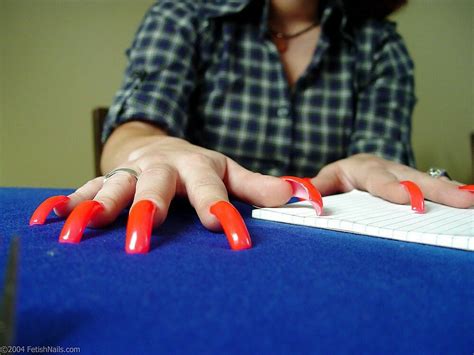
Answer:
210 201 252 251
458 185 474 192
400 181 425 213
30 195 70 225
59 200 104 243
125 200 157 254
281 176 323 215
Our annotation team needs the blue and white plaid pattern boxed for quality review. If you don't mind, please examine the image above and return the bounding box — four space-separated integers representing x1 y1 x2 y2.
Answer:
102 0 416 177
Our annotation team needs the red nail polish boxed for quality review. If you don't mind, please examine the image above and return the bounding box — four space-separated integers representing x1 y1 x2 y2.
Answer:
400 180 425 213
281 176 323 215
29 195 70 225
210 201 252 251
59 200 104 243
125 200 157 254
458 185 474 192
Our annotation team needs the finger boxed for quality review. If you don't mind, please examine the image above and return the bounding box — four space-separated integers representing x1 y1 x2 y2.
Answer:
132 163 178 227
30 195 70 225
353 167 410 205
179 158 229 231
57 169 138 244
224 158 293 207
391 169 474 208
124 164 178 254
209 201 252 250
88 168 140 227
313 162 411 205
54 176 104 217
310 162 348 196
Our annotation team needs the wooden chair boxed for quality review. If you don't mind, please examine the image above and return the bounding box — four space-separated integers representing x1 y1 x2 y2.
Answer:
92 107 108 177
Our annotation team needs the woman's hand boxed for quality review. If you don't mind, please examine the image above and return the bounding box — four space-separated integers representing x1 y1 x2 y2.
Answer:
310 153 473 208
34 121 293 252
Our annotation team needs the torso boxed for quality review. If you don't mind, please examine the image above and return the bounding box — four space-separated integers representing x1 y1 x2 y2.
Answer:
195 10 355 176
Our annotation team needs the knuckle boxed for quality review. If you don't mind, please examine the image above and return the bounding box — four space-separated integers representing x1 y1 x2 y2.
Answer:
254 188 273 203
364 159 385 171
193 195 220 214
137 153 168 170
351 153 385 169
83 178 101 190
118 173 137 186
74 179 99 200
399 165 414 176
73 189 89 202
249 175 274 201
127 147 145 162
365 175 381 193
181 152 214 169
187 177 225 209
136 191 167 207
95 194 119 212
141 163 176 179
107 175 134 189
189 176 221 194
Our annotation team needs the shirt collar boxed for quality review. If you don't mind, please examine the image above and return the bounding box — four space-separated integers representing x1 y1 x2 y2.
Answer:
200 0 354 43
199 0 252 18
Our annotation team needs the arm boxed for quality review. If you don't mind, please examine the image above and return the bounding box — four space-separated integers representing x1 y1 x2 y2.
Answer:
51 2 293 251
349 20 416 166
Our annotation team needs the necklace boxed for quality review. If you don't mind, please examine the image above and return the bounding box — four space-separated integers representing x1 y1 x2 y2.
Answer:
269 22 319 53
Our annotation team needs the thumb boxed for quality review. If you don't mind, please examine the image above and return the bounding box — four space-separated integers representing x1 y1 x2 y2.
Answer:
224 158 293 207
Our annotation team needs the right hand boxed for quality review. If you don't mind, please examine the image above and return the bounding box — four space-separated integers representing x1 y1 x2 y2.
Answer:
50 122 293 251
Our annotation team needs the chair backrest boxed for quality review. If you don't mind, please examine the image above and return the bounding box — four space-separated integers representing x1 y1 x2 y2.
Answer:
92 107 108 177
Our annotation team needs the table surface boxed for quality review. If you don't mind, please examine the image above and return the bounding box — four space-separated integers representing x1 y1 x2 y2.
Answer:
0 187 473 354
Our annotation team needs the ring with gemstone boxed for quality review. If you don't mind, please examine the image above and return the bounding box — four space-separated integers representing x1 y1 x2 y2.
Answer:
427 167 451 180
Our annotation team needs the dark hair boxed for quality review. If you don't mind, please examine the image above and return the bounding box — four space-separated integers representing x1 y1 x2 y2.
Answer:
342 0 408 21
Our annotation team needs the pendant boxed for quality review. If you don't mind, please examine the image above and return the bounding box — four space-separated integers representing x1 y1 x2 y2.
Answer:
273 33 287 53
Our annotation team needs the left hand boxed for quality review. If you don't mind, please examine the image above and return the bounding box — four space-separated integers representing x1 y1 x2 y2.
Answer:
310 154 473 208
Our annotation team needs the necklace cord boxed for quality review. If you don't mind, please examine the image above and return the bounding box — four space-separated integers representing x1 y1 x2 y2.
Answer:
269 22 319 39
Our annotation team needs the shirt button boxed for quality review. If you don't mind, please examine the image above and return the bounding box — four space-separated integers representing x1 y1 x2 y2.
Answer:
277 106 289 117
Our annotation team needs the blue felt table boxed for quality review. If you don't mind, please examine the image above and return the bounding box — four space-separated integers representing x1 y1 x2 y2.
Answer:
0 187 473 354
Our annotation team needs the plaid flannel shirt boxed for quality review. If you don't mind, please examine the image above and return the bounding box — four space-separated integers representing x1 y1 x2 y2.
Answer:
102 0 416 177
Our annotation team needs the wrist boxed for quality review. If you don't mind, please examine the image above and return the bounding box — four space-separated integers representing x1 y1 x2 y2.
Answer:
100 121 168 173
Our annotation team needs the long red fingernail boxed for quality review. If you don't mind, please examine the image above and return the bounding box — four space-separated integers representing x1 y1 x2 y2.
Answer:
125 200 157 254
281 176 323 215
59 200 104 243
29 195 70 225
210 201 252 251
400 181 425 213
458 185 474 192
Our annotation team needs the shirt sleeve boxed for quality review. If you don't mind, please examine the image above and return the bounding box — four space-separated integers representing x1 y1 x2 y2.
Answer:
101 1 199 142
348 20 416 167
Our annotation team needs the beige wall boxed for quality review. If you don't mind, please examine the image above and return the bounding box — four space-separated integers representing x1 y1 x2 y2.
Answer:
1 0 153 187
393 0 474 183
1 0 473 188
